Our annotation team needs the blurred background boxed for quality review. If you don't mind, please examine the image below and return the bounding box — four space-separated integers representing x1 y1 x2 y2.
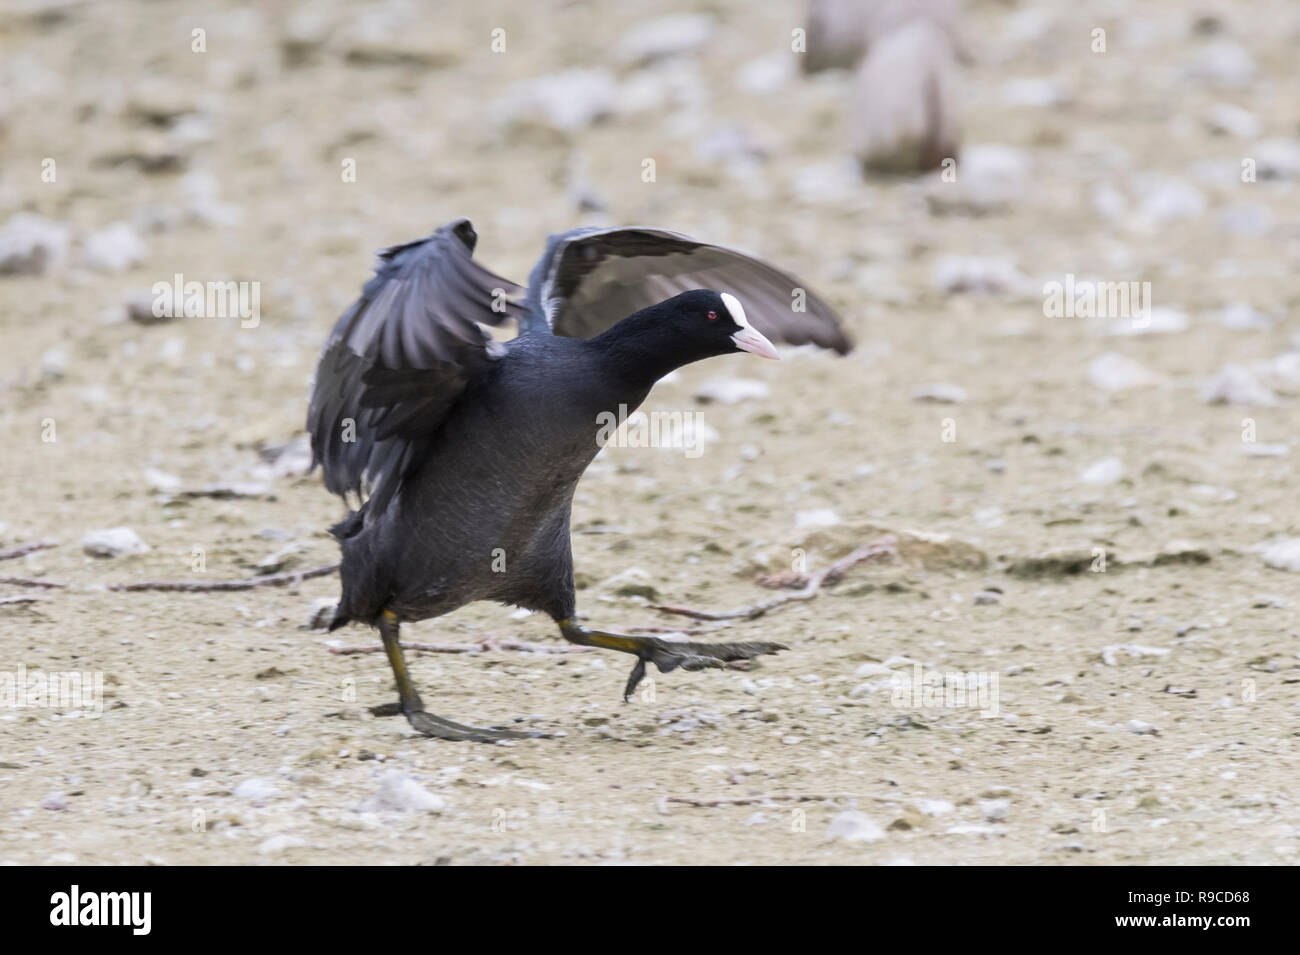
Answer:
1 0 1298 865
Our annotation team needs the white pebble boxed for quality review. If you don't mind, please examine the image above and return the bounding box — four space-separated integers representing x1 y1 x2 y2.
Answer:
358 771 448 813
694 377 770 404
234 778 279 800
1080 458 1123 486
1089 352 1163 392
1257 538 1300 572
827 810 885 843
1202 364 1276 406
83 222 147 273
81 527 150 558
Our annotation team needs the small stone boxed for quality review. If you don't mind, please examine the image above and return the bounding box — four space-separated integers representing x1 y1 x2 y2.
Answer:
1100 644 1170 666
599 567 658 600
911 382 968 403
827 810 885 843
41 346 68 379
82 527 149 558
1106 308 1188 337
359 771 447 812
973 590 1000 605
257 543 302 574
143 468 182 492
42 792 68 811
931 256 1027 295
234 778 279 800
127 290 175 325
854 662 893 678
1257 538 1300 572
1204 103 1260 138
1001 78 1069 108
82 222 147 273
494 70 616 136
0 214 70 276
1218 304 1274 331
1202 364 1276 406
1089 352 1163 392
1127 719 1159 735
1254 139 1300 181
927 144 1030 215
979 798 1010 822
1091 183 1127 222
1219 202 1272 236
1240 443 1289 457
181 170 242 227
915 798 955 816
1257 353 1300 392
617 14 714 65
1138 179 1206 223
257 834 306 855
694 377 770 404
736 53 793 93
1187 41 1256 88
694 125 770 165
1080 457 1123 486
794 508 840 529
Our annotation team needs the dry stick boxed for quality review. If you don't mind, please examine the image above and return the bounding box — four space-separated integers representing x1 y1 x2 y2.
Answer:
0 594 42 606
107 562 340 593
0 539 57 562
649 536 899 623
0 574 67 590
666 793 855 808
330 638 594 656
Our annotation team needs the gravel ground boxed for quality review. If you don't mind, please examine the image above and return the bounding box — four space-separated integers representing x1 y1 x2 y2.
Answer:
1 0 1298 865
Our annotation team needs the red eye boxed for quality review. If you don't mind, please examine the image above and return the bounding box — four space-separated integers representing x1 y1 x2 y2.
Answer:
707 310 718 320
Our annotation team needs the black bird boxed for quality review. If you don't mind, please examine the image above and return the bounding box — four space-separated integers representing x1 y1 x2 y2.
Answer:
308 219 851 741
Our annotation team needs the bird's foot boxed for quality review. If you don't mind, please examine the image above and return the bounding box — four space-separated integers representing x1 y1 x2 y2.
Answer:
404 708 550 742
556 618 786 700
370 700 548 740
621 637 789 700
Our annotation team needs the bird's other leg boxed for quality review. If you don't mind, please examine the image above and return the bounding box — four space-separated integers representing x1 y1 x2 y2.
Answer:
554 617 788 701
375 611 546 742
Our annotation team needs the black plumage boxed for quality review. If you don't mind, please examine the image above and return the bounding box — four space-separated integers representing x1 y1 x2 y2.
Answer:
307 218 851 741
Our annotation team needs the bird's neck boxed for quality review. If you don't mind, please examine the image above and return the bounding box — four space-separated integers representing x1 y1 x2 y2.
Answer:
586 306 696 397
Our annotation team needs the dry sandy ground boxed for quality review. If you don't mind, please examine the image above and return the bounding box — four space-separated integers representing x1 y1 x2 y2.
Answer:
1 0 1298 864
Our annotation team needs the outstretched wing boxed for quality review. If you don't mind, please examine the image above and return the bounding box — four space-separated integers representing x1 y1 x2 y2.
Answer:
522 227 851 353
307 219 524 519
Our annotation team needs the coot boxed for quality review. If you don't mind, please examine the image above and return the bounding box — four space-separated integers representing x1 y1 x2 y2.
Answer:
308 219 850 740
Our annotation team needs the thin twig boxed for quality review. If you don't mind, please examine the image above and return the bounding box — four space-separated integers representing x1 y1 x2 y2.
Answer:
107 562 339 592
650 536 898 622
0 575 67 590
665 793 855 808
330 637 594 656
0 594 42 606
0 539 57 562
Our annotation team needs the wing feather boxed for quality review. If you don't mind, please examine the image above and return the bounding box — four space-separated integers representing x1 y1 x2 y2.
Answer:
307 219 523 520
527 227 851 353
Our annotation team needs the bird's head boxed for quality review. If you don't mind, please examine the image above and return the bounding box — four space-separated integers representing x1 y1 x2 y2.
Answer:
659 289 781 362
592 288 781 391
